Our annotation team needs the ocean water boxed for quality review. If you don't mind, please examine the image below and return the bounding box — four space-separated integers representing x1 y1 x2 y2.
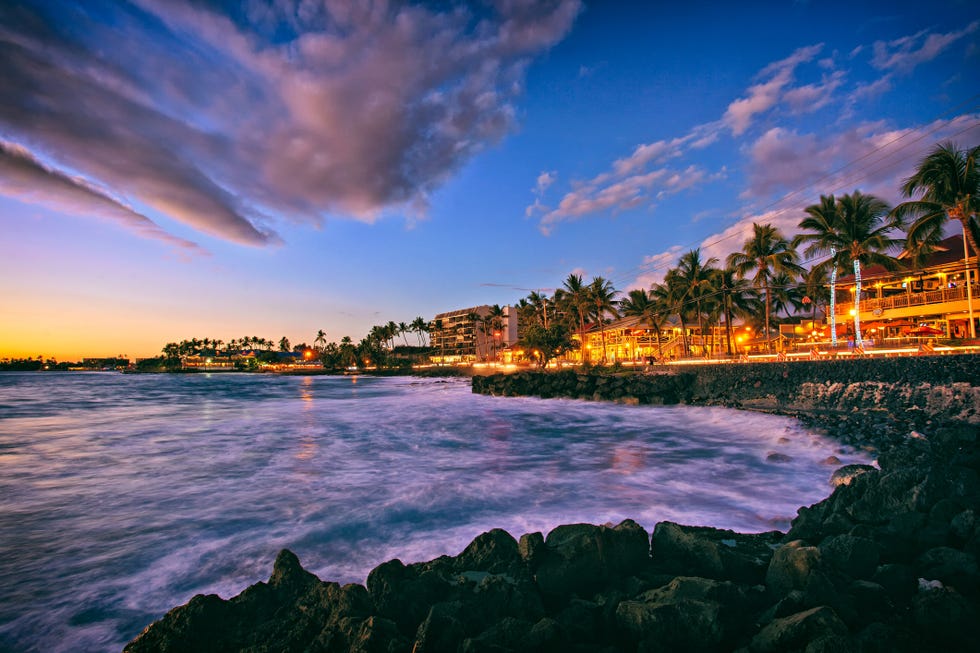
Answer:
0 372 870 652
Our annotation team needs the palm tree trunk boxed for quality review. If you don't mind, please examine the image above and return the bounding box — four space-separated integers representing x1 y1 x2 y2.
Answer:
853 260 863 347
764 285 772 354
724 296 734 357
696 300 705 357
829 249 838 348
958 217 978 338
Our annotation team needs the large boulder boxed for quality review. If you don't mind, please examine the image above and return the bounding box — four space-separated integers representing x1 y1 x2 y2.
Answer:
124 549 387 653
616 576 755 651
819 534 879 580
651 521 782 584
533 520 650 599
749 606 850 653
766 540 823 598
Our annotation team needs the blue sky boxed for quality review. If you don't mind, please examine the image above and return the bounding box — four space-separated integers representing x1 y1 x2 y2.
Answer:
1 0 978 359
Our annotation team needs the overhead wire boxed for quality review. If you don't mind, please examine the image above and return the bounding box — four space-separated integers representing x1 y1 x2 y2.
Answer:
600 95 980 290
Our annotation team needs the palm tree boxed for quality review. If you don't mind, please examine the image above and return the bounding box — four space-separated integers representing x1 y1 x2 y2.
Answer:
586 277 619 364
464 311 484 360
279 336 290 352
527 291 552 328
558 274 590 351
793 195 842 345
675 249 719 357
430 319 445 359
893 141 980 337
660 268 693 357
619 288 668 362
485 304 506 362
410 317 428 347
803 265 831 335
769 271 806 321
712 266 758 356
796 191 900 346
314 329 327 352
728 223 804 353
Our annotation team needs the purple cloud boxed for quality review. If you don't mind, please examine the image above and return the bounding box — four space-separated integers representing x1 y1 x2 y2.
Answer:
0 0 582 246
871 21 979 73
722 44 824 136
0 141 205 254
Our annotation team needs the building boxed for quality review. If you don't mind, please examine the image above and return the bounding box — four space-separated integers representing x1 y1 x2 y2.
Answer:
429 305 518 364
835 234 978 340
573 317 747 364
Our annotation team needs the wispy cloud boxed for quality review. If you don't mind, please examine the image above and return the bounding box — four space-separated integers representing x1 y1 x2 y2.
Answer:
0 0 582 246
722 44 824 136
871 20 979 73
0 141 205 255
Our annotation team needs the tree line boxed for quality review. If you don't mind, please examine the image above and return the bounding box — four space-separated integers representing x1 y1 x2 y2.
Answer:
510 141 979 366
141 140 976 372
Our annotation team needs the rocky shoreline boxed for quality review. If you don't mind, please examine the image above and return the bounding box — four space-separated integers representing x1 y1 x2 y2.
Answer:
125 356 980 652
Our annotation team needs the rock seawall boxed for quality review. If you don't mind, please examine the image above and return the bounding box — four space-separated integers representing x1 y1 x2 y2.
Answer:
126 356 980 652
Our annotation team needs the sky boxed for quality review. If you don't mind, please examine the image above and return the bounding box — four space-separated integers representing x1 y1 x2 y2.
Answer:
1 0 979 360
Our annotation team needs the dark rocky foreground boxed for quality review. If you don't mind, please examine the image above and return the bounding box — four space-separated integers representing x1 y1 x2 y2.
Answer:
126 356 980 652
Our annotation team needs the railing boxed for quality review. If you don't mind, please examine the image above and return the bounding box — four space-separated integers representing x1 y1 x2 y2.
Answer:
836 283 980 316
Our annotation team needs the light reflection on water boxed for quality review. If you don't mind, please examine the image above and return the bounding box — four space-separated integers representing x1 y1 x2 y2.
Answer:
0 372 869 652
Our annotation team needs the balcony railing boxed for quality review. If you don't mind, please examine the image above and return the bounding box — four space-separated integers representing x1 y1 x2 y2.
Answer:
836 283 980 316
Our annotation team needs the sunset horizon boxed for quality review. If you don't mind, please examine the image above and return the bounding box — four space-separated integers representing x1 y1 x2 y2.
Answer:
3 0 978 361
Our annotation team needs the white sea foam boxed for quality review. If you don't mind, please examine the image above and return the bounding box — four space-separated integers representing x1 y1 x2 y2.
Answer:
0 373 870 652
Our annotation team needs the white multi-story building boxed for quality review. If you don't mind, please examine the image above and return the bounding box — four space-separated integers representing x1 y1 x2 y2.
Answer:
429 305 518 363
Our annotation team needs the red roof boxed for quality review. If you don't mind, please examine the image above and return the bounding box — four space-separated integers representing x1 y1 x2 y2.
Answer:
839 234 976 282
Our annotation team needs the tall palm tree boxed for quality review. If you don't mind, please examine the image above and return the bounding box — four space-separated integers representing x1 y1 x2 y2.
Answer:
432 319 445 359
803 265 831 334
410 317 428 347
486 304 506 362
559 274 590 351
619 287 668 362
795 195 843 346
527 291 552 329
712 266 759 356
728 223 803 353
661 268 693 357
465 311 484 360
893 141 980 337
769 271 806 321
587 277 619 364
796 191 900 346
279 336 291 352
675 249 719 357
314 329 327 352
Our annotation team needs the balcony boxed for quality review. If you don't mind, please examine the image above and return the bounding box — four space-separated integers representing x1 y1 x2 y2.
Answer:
836 282 980 321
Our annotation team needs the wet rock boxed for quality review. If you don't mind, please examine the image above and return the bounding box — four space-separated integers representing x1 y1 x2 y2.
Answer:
616 576 750 651
916 546 979 594
819 534 879 580
911 586 978 650
766 541 822 597
651 521 782 584
454 529 523 575
750 606 849 653
829 464 877 488
535 520 649 599
871 563 916 605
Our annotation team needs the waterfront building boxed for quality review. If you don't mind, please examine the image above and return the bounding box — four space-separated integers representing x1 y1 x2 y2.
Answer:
429 305 518 364
835 234 978 340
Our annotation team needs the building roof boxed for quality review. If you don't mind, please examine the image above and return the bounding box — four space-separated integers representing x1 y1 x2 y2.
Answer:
840 234 976 282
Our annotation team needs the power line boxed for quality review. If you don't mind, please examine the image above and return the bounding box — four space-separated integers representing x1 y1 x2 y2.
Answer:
602 97 980 289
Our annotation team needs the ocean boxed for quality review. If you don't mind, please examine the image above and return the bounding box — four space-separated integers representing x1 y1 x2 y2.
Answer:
0 372 869 652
